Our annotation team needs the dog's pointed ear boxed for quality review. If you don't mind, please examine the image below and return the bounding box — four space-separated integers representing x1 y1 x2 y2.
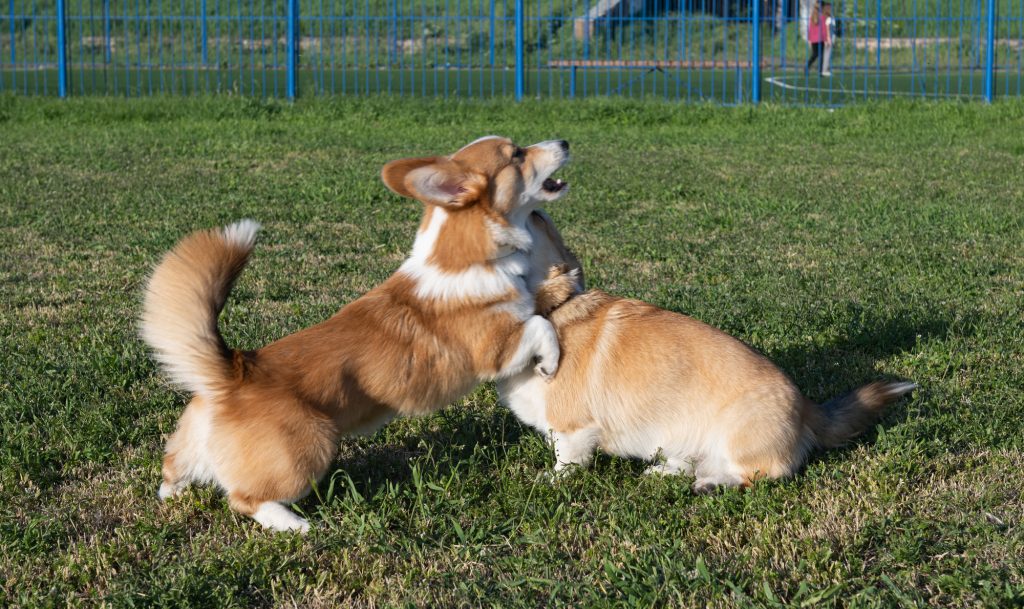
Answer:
381 157 480 208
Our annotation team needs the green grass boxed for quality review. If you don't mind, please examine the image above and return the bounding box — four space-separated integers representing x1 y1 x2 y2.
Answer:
1 94 1023 608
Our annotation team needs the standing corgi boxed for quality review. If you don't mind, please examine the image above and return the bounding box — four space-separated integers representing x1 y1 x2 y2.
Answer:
502 266 916 493
141 137 573 531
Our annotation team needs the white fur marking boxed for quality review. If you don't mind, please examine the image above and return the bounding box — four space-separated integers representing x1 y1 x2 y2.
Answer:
401 256 530 304
496 315 560 379
399 207 536 306
497 372 550 432
222 219 261 249
407 206 448 262
455 135 504 154
486 217 532 253
884 382 918 396
252 502 311 533
644 458 696 477
157 401 217 501
521 141 570 204
158 481 183 501
552 427 601 471
693 472 746 493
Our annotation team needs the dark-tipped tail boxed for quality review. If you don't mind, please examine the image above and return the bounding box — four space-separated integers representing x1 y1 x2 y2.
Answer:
805 381 917 449
139 220 260 398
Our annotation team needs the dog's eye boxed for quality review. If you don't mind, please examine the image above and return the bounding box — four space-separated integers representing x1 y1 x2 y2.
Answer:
512 147 526 162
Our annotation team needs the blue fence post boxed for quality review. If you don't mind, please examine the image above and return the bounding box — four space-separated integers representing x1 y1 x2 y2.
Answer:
983 0 995 102
103 0 111 63
751 0 761 103
56 0 68 97
876 0 882 66
8 0 14 64
780 6 786 68
514 0 524 101
201 0 208 65
489 0 495 66
287 0 299 99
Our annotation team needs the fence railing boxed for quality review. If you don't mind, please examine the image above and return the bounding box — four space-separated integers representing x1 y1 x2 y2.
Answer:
2 0 1022 103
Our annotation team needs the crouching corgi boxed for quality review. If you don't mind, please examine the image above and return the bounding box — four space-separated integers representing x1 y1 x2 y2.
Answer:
140 136 573 531
501 267 916 493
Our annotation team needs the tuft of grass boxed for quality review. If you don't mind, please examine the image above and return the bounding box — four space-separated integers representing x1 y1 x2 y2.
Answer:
1 95 1022 608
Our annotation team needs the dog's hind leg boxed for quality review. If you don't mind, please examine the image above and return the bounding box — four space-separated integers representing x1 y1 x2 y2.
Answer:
228 493 311 533
159 397 216 500
691 448 750 494
214 398 338 533
551 426 601 473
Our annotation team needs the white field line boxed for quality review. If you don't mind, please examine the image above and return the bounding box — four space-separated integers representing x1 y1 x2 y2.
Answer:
764 75 985 99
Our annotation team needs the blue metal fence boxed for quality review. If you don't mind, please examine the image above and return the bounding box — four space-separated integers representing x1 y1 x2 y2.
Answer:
2 0 1022 102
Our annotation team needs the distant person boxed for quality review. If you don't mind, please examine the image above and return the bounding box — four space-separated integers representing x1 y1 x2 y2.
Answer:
822 3 835 76
805 2 832 77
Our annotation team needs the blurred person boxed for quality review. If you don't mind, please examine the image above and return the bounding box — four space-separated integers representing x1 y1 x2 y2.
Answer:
822 3 835 76
805 2 831 76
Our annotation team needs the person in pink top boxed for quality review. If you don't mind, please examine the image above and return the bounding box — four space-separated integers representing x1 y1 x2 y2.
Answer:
805 2 832 76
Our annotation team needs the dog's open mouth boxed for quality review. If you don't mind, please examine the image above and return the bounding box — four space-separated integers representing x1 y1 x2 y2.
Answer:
542 177 567 194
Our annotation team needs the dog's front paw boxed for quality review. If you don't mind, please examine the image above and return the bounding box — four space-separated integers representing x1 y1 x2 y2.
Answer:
532 317 560 379
534 357 557 379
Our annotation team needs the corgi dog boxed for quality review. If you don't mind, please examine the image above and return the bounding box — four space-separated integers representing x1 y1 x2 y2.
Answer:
141 136 574 532
502 266 916 493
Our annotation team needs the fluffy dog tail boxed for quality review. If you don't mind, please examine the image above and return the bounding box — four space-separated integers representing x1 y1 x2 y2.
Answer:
805 381 917 448
140 220 260 399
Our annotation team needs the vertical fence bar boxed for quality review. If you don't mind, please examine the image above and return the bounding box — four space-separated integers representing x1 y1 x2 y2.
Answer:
201 0 208 65
875 0 881 66
287 0 299 99
514 0 523 100
103 0 111 63
489 0 495 66
983 0 995 101
752 0 762 103
56 0 68 96
780 0 786 68
8 0 14 64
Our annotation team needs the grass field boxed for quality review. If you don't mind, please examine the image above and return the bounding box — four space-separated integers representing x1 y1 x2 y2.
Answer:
1 95 1023 607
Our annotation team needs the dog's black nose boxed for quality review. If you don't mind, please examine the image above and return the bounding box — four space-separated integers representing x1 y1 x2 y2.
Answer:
558 140 570 152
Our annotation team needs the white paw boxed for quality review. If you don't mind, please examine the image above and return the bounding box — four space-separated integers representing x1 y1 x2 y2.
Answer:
644 459 693 477
534 327 560 379
693 479 720 495
644 463 677 476
157 481 184 501
692 474 743 495
252 502 311 533
534 358 557 379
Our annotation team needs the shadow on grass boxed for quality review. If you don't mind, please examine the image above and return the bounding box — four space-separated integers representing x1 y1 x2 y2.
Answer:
769 300 964 397
767 300 973 470
308 403 528 507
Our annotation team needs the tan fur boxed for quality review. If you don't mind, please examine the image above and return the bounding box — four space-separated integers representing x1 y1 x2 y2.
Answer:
527 211 583 287
514 238 916 493
143 137 572 531
534 264 581 316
